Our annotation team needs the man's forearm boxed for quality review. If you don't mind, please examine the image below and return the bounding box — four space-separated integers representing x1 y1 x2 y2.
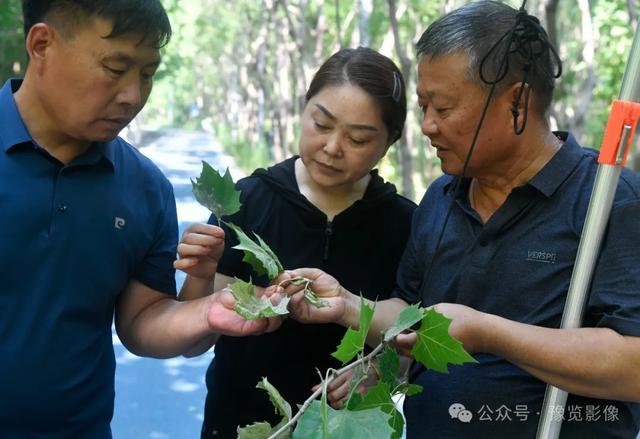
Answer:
482 314 640 401
178 275 214 301
119 295 215 359
337 290 410 347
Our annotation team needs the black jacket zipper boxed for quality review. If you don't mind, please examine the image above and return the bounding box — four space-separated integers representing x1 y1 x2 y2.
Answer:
323 221 333 260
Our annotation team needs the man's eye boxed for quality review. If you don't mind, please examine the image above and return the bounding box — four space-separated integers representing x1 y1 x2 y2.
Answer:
104 65 125 76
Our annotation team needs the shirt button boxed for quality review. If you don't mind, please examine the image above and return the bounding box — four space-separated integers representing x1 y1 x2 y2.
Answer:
58 203 68 212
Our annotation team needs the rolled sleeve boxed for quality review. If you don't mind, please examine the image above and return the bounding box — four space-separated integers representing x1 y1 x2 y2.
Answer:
134 184 178 295
588 200 640 336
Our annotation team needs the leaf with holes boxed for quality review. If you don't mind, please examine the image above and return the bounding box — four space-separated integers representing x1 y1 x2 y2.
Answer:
236 422 271 439
227 223 283 280
191 162 241 219
331 297 374 364
228 278 289 320
411 308 477 373
237 378 291 439
304 289 330 308
257 377 292 422
288 276 329 308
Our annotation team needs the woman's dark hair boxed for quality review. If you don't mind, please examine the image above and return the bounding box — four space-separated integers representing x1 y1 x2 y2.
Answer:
306 47 407 145
22 0 171 48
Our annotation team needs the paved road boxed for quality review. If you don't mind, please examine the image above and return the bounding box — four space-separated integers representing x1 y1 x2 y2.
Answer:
111 129 243 439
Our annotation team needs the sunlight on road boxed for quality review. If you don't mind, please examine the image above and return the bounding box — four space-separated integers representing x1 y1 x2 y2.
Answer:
111 129 239 439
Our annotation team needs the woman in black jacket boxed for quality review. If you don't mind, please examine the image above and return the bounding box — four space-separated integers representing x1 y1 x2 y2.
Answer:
181 47 416 438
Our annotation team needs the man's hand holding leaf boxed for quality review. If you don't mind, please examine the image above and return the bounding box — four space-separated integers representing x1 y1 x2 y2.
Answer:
279 268 348 325
391 303 477 372
206 284 284 336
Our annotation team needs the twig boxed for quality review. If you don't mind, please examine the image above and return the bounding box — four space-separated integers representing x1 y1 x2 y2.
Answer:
276 275 310 289
268 342 386 439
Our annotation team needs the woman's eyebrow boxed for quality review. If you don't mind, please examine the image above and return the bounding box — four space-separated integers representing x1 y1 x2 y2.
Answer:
314 104 378 132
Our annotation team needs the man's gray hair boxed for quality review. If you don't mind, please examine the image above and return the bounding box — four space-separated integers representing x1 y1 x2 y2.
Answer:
416 0 557 116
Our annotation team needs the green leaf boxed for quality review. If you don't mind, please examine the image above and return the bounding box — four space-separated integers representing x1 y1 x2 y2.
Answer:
383 304 423 342
257 378 292 421
227 223 283 280
344 362 369 409
191 162 241 218
405 384 423 397
291 400 394 439
228 278 289 320
378 347 400 387
236 422 272 439
331 297 374 364
235 378 291 439
348 382 404 439
411 308 477 373
289 276 330 308
376 347 423 398
304 289 330 308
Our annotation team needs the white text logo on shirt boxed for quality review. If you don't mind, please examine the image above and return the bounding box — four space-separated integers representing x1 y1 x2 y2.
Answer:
114 217 126 230
526 250 557 264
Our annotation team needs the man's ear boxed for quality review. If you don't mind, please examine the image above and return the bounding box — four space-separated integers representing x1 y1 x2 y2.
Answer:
25 23 57 68
507 81 532 130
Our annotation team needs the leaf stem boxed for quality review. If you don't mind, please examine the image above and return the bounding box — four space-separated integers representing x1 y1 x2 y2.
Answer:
267 342 387 439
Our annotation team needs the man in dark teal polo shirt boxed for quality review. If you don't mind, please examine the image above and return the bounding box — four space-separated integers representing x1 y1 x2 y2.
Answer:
281 1 640 438
0 1 281 437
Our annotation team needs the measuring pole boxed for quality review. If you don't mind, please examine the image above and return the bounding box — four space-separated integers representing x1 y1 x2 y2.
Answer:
536 26 640 439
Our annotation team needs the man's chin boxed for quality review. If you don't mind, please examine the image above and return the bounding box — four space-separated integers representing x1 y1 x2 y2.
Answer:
89 129 122 143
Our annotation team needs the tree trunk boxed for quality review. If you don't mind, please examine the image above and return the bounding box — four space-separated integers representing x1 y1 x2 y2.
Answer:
335 0 342 49
628 0 638 31
358 0 372 47
544 0 560 53
570 0 596 140
387 0 415 200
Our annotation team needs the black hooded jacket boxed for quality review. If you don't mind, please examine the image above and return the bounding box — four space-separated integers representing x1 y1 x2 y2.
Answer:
202 156 416 437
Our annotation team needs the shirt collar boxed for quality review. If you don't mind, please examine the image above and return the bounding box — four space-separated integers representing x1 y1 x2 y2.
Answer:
0 79 116 171
527 132 583 197
0 79 32 152
443 131 584 198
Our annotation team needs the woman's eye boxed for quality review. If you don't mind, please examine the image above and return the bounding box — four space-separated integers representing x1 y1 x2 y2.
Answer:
350 137 368 145
314 121 329 130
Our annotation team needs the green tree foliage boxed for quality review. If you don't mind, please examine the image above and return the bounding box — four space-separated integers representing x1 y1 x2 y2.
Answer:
1 0 637 187
0 0 26 80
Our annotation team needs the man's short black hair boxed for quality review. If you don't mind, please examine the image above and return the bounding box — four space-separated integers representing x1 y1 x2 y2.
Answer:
22 0 172 48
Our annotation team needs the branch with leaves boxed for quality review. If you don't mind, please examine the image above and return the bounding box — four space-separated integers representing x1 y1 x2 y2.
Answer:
237 301 477 439
192 162 477 439
191 161 321 318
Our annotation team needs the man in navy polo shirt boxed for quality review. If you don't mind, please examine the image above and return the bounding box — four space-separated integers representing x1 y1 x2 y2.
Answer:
0 1 282 437
283 1 640 437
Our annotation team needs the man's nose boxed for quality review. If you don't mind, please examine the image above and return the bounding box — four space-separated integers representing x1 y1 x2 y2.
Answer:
116 78 143 108
420 108 439 137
